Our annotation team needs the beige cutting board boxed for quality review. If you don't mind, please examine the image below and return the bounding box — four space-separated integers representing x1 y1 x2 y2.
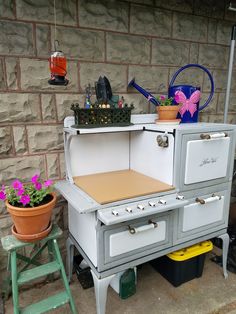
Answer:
73 169 174 204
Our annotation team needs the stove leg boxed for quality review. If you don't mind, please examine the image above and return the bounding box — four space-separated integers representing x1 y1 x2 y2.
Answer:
91 270 115 314
66 237 74 283
218 233 229 279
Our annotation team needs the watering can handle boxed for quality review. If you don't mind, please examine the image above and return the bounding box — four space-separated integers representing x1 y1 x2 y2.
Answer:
169 64 214 111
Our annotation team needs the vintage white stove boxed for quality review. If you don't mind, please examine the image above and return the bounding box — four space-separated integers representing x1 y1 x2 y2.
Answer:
56 114 236 314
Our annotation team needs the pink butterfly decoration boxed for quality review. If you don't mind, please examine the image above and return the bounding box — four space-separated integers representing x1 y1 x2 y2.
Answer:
174 90 201 117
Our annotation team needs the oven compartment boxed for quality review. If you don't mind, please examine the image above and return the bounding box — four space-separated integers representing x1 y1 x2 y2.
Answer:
98 212 173 270
173 187 230 245
177 130 234 191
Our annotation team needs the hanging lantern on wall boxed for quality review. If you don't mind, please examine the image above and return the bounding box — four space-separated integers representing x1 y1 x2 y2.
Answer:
48 0 69 86
48 41 69 86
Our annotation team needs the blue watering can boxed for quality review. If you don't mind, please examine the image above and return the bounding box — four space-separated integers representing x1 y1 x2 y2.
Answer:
128 64 214 123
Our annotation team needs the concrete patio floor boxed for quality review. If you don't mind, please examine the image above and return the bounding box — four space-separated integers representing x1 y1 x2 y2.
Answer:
4 250 236 314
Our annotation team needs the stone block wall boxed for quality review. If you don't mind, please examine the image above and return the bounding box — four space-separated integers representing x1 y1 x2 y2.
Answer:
1 0 236 283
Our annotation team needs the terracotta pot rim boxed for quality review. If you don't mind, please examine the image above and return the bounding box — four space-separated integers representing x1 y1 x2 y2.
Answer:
6 192 56 217
158 105 179 111
6 192 56 210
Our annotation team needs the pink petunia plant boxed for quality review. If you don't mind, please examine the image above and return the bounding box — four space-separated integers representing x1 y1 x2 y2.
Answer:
156 95 175 106
0 174 54 208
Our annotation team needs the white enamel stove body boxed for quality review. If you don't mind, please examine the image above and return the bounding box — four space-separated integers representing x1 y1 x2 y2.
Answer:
56 116 236 314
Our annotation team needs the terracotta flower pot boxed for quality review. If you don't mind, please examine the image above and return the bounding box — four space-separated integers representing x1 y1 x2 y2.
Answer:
157 105 179 120
6 192 56 236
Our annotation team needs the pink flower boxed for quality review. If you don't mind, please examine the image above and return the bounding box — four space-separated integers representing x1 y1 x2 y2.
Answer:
31 174 40 184
160 95 166 101
44 180 53 187
12 180 23 190
1 185 5 191
17 188 25 196
0 190 6 201
34 182 42 190
20 195 30 206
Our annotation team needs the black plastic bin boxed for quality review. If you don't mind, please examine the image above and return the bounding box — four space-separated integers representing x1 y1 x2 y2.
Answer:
151 240 213 287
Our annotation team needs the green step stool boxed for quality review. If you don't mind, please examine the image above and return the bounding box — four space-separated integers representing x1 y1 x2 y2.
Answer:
1 224 77 314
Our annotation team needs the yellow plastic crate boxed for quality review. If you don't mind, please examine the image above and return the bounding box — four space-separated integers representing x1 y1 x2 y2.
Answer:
167 240 213 261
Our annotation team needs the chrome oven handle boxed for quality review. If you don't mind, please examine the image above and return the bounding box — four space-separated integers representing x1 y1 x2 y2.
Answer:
200 132 228 140
128 220 158 234
195 195 222 205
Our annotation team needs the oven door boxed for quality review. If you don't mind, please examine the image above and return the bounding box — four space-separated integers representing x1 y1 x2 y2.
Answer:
173 184 230 245
177 130 234 191
98 212 173 271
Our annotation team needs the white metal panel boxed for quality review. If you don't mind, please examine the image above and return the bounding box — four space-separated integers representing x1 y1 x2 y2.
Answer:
130 131 174 185
70 133 130 176
182 197 224 232
184 137 230 184
68 204 98 266
109 221 166 257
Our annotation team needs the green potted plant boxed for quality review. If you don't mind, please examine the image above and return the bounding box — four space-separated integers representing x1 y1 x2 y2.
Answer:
156 95 180 121
0 174 56 242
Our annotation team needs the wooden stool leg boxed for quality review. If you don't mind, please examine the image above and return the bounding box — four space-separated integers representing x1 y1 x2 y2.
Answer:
47 240 55 282
52 239 77 314
10 251 19 314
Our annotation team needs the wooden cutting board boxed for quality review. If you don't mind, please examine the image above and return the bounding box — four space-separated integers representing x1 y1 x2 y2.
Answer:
73 169 174 204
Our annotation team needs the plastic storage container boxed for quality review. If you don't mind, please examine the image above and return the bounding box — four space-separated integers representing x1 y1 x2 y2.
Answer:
151 240 213 287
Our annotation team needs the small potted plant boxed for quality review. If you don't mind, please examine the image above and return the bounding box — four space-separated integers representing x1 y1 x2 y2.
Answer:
0 174 56 242
156 95 180 121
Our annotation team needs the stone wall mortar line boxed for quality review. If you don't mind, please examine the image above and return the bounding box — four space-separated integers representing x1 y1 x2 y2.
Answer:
104 31 107 62
76 0 79 27
56 152 61 180
77 61 82 92
10 125 16 156
0 150 64 160
2 57 7 90
53 94 59 123
58 153 63 180
32 22 37 57
128 2 131 33
149 38 152 65
16 57 20 90
39 93 43 122
170 10 174 38
0 150 65 161
24 125 30 154
45 153 49 179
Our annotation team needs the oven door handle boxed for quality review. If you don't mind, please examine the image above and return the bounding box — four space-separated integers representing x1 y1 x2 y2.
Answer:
128 220 158 234
200 132 228 139
195 195 222 205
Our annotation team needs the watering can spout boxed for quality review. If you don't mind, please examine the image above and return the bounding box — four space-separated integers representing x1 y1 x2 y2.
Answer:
128 78 159 106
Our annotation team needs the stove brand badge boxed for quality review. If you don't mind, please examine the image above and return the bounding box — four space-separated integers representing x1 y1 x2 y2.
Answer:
199 157 218 167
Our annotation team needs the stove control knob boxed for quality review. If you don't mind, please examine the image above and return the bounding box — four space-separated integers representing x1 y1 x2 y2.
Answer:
112 210 119 216
137 204 145 210
125 207 133 213
148 201 156 207
176 195 184 200
158 199 167 205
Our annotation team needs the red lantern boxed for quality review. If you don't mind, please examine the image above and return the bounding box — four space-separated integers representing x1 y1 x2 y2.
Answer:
48 50 69 86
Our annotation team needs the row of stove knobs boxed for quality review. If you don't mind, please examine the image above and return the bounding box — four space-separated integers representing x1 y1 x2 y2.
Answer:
112 195 184 216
